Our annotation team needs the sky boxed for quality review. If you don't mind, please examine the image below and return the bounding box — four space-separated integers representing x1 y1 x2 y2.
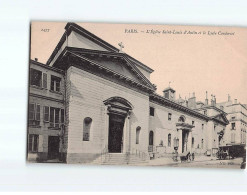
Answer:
31 22 247 104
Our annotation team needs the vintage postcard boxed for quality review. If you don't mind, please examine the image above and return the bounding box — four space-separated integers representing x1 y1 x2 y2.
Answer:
28 21 247 169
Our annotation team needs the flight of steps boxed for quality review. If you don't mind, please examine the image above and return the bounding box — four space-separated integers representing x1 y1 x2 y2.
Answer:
91 153 149 165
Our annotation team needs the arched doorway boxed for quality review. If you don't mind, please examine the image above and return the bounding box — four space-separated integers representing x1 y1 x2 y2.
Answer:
104 96 133 153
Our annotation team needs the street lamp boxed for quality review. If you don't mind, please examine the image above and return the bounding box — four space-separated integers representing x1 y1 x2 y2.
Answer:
173 137 179 161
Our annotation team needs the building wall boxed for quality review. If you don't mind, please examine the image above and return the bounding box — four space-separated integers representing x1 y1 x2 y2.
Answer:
149 101 209 155
66 66 150 163
27 62 64 162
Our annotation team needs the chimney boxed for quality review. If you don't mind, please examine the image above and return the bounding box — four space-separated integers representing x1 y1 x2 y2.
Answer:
188 92 196 109
234 99 237 104
205 91 208 105
35 58 38 62
211 94 214 106
214 95 216 104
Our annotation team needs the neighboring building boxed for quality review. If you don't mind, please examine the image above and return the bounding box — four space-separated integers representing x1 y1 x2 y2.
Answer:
217 95 247 151
28 60 65 162
27 22 232 164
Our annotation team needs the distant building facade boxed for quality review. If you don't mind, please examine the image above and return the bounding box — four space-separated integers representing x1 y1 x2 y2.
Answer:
217 96 247 148
27 23 235 164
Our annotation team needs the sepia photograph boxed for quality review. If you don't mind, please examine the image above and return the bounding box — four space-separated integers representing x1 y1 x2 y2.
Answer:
27 21 247 169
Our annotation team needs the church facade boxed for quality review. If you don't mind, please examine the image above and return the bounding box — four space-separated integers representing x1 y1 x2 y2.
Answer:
27 23 231 164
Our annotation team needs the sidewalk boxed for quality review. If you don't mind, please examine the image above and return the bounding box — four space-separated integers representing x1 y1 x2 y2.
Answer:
146 155 217 166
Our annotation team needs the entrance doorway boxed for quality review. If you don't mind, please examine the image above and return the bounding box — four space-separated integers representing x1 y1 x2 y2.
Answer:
48 136 60 159
108 114 125 153
148 131 154 152
182 130 188 153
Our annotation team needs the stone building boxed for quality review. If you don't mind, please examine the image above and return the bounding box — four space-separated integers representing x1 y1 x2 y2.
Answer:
216 96 247 153
27 22 231 164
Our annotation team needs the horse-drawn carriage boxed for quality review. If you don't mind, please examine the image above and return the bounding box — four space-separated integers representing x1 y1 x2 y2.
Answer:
179 152 195 162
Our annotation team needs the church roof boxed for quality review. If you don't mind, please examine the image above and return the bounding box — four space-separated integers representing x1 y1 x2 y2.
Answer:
46 22 154 74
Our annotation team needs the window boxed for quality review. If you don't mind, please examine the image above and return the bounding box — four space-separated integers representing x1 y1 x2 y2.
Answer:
231 123 236 130
202 124 204 130
150 107 154 116
149 131 154 145
168 134 171 147
43 106 49 122
168 113 172 121
178 116 185 122
201 139 204 149
83 117 92 141
29 103 40 126
30 68 42 87
203 110 207 115
61 109 65 124
28 134 39 152
44 107 64 128
192 121 194 125
214 125 216 131
50 107 60 128
51 75 61 92
192 137 194 148
164 92 169 99
136 126 141 144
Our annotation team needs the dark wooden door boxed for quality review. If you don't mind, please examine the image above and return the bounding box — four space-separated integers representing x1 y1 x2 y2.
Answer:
48 136 60 159
108 115 124 153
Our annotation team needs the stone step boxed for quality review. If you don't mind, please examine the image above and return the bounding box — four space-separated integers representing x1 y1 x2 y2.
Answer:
91 153 148 165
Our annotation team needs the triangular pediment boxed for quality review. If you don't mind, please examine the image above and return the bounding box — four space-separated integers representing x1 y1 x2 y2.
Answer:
67 48 156 91
211 114 229 125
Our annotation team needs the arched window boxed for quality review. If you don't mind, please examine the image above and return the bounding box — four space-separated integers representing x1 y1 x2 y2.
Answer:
149 131 154 145
192 137 194 148
168 134 171 147
83 117 92 141
136 126 141 144
201 139 204 149
178 115 185 122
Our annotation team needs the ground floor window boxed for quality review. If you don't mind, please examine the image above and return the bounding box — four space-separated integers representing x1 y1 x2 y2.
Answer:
28 134 39 152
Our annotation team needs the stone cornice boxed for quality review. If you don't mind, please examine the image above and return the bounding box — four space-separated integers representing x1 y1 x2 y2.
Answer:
64 47 156 90
150 93 210 121
29 93 64 104
64 53 153 96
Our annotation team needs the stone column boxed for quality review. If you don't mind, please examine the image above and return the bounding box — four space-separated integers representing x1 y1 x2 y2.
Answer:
178 129 183 154
104 108 110 152
187 131 192 152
